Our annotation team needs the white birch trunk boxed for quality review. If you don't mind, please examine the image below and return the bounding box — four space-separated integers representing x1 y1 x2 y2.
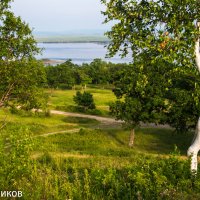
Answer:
187 22 200 172
188 117 200 172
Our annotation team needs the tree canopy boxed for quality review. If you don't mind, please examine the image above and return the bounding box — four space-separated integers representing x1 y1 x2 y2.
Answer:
45 59 129 89
102 0 199 67
110 58 200 132
0 0 46 110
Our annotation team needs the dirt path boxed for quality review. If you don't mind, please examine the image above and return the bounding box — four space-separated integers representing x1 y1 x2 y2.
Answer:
50 110 171 129
50 110 120 124
38 128 80 137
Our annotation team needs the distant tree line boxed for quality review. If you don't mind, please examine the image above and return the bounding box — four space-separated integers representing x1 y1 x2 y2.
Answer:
45 59 128 89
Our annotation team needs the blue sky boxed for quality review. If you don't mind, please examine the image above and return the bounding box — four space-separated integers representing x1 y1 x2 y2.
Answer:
11 0 111 33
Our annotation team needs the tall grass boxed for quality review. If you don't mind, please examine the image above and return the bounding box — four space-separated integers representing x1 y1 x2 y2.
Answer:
3 148 200 199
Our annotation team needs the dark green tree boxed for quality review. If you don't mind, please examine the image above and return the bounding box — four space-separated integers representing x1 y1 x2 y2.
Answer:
110 61 167 147
87 59 109 84
111 59 200 146
74 68 92 90
45 60 76 89
73 91 96 111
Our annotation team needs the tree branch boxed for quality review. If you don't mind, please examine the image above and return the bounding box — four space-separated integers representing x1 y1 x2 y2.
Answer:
0 113 8 130
0 82 15 108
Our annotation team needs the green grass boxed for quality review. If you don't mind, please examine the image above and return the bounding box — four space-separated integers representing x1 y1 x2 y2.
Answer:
0 108 193 158
0 109 99 136
35 127 194 161
47 87 116 116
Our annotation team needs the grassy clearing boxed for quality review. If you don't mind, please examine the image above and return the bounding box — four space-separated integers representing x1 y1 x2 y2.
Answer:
0 108 193 158
47 87 116 116
36 127 193 159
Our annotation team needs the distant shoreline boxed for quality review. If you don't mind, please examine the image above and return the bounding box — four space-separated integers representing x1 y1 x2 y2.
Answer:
37 42 132 65
40 59 65 66
38 41 109 44
35 35 110 44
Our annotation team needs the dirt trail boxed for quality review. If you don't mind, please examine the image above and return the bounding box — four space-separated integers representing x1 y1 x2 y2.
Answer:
50 110 121 124
38 128 80 137
50 110 171 129
34 110 121 138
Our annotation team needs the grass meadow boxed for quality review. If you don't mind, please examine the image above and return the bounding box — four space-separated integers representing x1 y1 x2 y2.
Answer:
47 87 116 116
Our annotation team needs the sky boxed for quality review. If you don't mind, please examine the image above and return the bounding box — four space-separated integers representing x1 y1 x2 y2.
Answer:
11 0 111 33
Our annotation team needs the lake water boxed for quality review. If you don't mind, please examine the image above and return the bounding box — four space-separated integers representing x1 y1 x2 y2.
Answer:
37 43 132 65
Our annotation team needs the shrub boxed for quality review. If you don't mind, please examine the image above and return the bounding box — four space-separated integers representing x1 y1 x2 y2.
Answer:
73 91 96 111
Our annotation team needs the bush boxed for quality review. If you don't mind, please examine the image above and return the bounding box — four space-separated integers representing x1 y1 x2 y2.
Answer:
0 125 33 190
73 91 96 111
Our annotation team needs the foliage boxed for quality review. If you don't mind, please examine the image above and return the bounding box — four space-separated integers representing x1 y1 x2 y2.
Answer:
0 6 39 61
0 0 46 110
0 59 47 110
46 60 77 89
85 59 109 84
101 0 199 66
110 59 200 132
74 66 92 88
2 143 200 199
26 154 199 200
73 91 96 111
164 66 200 132
45 59 129 89
0 124 33 190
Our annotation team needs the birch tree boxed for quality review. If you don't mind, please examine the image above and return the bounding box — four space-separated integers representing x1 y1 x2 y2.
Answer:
188 21 200 172
101 0 200 171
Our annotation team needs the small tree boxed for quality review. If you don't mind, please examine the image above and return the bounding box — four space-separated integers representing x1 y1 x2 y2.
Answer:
73 91 96 111
110 99 142 147
110 59 200 147
110 62 168 147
